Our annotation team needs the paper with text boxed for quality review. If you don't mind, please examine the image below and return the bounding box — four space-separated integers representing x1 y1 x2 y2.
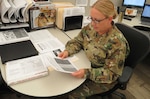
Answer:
34 38 64 53
28 29 65 53
75 0 88 6
41 53 78 73
5 55 49 85
0 28 29 45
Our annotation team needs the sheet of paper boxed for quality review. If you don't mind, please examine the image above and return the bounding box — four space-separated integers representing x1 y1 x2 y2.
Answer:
28 29 65 53
63 7 85 29
63 7 85 17
34 38 65 53
0 28 29 45
90 0 97 6
75 0 88 6
5 55 48 85
28 29 55 43
40 53 78 73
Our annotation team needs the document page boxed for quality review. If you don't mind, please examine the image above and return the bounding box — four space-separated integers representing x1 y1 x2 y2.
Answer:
34 38 64 53
75 0 88 6
63 7 85 17
29 29 65 53
5 55 48 85
28 29 55 43
63 7 85 30
41 53 78 73
0 28 29 45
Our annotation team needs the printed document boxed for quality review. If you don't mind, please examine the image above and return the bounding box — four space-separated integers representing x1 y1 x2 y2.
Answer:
29 29 65 53
5 55 49 85
5 53 78 85
75 0 88 6
41 53 78 73
0 28 29 45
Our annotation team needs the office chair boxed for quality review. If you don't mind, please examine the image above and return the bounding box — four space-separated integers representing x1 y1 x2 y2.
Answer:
91 23 150 99
0 72 12 94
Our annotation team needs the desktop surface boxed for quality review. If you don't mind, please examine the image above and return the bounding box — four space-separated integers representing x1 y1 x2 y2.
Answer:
0 28 91 97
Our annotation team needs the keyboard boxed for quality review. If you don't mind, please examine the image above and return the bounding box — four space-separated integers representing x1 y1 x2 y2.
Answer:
141 21 150 26
133 25 150 31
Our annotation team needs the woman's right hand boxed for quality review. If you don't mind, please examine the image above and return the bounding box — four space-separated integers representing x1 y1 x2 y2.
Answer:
58 50 69 59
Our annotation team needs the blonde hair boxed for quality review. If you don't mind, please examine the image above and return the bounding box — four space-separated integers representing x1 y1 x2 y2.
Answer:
92 0 117 19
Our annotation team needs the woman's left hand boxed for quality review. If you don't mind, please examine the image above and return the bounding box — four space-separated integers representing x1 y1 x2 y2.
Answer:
71 69 85 78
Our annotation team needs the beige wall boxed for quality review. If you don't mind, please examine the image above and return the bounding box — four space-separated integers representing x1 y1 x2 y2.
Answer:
147 0 150 4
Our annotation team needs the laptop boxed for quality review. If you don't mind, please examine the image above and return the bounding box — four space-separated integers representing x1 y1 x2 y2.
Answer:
141 4 150 26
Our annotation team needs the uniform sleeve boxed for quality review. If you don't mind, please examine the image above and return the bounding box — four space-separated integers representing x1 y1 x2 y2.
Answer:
65 27 87 56
84 33 130 84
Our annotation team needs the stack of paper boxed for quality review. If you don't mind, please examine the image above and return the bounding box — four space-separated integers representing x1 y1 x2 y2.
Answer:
5 55 48 85
4 29 79 85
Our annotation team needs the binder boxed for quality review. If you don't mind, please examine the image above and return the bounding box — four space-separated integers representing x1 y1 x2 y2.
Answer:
0 40 38 64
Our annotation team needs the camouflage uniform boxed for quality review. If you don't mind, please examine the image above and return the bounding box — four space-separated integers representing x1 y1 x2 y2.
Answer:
64 23 130 99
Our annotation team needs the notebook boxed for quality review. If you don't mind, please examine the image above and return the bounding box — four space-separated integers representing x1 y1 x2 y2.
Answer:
141 4 150 26
0 40 38 64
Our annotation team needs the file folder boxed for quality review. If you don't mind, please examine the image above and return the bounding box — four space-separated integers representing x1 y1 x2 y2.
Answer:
0 40 38 64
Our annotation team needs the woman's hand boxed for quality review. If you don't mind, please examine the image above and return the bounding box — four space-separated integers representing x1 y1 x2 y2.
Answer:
58 51 85 78
71 69 85 78
58 50 69 59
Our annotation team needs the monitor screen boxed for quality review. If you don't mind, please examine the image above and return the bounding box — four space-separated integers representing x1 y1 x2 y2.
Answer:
123 0 146 7
142 4 150 18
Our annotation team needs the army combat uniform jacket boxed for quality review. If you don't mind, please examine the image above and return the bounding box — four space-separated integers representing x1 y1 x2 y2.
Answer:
65 24 130 98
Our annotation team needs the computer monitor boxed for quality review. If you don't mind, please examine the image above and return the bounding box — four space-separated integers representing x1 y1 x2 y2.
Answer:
123 0 146 8
141 4 150 18
141 4 150 25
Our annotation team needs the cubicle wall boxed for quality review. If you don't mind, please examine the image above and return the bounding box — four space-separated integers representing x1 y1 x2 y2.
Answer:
51 0 122 15
51 0 150 15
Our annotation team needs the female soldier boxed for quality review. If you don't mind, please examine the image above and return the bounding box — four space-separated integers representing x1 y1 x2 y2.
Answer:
58 0 130 98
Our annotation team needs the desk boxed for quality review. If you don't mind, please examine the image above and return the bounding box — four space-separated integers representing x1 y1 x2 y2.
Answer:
121 15 150 36
121 14 150 28
0 28 90 97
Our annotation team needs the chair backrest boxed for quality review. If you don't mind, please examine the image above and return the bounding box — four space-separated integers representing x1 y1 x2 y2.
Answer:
115 23 150 68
